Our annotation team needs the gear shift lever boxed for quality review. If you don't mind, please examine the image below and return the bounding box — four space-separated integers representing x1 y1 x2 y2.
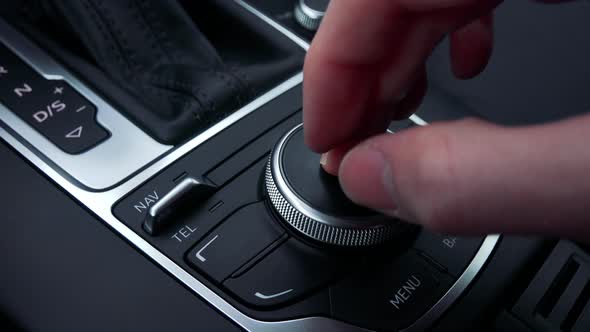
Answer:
38 0 303 144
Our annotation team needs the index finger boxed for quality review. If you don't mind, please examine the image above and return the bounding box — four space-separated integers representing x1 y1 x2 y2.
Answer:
303 0 499 152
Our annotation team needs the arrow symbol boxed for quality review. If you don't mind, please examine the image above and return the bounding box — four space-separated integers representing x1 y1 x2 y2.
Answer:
254 289 294 300
0 66 7 75
65 126 83 139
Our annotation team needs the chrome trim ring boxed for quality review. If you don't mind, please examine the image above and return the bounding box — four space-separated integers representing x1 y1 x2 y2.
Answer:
266 123 406 247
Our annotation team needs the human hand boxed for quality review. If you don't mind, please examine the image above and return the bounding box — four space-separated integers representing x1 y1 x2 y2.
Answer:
303 0 590 240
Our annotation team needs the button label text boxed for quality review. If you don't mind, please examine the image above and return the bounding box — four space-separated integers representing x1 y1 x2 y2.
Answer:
171 225 198 243
133 190 160 213
389 275 422 310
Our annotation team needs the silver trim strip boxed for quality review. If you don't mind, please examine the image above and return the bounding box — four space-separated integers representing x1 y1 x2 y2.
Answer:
0 19 171 190
0 2 498 332
409 114 428 126
102 73 305 203
235 0 311 51
402 235 500 332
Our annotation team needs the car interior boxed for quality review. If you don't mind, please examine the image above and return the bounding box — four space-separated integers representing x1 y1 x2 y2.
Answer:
1 0 590 331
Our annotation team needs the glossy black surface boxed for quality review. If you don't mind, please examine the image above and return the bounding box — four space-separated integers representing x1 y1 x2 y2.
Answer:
0 141 240 332
413 232 484 277
331 252 454 331
186 202 286 283
303 0 330 11
281 126 374 217
224 238 341 308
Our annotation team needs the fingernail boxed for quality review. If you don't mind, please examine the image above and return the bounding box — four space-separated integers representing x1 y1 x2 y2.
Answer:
320 151 340 175
319 153 328 166
339 146 398 211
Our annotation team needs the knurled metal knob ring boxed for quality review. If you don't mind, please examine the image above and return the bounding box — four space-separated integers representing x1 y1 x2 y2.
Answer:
265 124 405 247
294 0 326 31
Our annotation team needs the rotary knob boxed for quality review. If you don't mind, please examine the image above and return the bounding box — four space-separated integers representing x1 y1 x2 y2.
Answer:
293 0 330 31
265 124 409 247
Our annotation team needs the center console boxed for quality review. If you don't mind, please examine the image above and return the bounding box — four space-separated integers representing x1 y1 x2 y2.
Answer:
2 1 590 331
0 2 497 330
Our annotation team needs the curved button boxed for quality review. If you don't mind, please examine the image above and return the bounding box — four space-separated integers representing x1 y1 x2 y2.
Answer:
223 239 343 308
186 202 286 283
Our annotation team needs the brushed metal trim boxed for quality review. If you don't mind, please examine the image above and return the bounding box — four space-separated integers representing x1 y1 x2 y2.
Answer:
0 2 498 332
402 235 500 332
0 19 171 190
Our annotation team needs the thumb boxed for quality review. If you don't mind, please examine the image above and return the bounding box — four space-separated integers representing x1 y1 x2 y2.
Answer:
338 116 590 241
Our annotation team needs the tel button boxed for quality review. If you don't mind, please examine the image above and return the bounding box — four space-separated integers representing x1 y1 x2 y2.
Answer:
186 202 286 283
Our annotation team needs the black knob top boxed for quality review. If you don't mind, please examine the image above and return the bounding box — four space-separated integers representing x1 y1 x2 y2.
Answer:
265 124 409 247
281 127 373 217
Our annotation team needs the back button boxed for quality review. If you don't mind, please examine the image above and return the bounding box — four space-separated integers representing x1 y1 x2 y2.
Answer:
413 231 483 277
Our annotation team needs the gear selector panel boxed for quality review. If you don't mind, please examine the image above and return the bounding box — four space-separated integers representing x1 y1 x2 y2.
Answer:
0 44 109 154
